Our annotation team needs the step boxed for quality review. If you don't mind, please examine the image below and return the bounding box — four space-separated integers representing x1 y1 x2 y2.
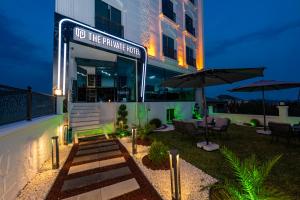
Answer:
70 116 100 123
70 112 101 118
71 110 101 114
71 120 100 128
72 124 103 132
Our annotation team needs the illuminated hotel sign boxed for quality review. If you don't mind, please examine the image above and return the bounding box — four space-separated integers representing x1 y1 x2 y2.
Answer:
73 27 141 58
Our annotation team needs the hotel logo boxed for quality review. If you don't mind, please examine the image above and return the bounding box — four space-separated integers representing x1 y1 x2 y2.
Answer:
73 27 141 58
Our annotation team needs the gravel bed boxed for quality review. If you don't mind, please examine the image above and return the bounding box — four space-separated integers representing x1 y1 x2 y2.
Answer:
119 137 217 200
16 144 72 200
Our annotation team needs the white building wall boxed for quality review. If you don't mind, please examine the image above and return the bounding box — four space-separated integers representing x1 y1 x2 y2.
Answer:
0 115 65 200
55 0 204 74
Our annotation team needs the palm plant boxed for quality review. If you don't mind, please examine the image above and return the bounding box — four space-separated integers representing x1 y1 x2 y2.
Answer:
217 147 289 200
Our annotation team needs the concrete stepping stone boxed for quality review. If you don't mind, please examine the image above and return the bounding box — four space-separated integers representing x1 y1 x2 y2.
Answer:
62 166 131 191
100 178 140 200
78 141 116 150
68 157 126 175
100 157 126 168
72 150 122 164
64 189 101 200
68 161 100 175
76 144 119 156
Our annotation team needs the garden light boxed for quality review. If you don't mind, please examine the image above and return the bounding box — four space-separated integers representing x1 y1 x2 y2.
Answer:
132 127 137 154
51 136 59 169
169 149 181 200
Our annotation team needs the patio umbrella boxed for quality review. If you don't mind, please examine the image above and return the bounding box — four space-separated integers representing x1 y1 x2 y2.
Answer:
229 80 300 132
162 67 265 150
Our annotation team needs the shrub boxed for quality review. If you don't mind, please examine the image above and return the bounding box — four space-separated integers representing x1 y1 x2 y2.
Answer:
117 104 128 129
138 124 155 140
115 128 130 138
149 118 162 128
250 119 260 127
148 141 168 166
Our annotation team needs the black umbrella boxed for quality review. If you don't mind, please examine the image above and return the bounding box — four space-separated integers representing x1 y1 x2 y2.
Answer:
162 67 265 148
230 80 300 132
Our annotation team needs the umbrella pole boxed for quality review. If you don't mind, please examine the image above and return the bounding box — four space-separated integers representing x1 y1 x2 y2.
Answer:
201 87 209 145
262 88 266 131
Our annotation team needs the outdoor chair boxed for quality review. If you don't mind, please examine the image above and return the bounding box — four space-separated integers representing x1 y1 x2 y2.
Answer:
182 121 204 137
268 122 296 144
211 117 231 137
173 120 184 134
198 116 214 129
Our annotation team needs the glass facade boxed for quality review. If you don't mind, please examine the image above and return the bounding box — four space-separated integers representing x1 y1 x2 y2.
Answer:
95 0 123 37
73 57 136 102
185 14 195 36
145 65 195 102
186 46 196 67
163 34 177 60
162 0 176 22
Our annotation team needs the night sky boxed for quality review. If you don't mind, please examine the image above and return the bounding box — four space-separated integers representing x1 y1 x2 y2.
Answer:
0 0 299 100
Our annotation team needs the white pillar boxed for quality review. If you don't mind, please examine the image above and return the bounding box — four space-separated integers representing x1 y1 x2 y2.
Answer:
277 105 289 122
56 96 64 115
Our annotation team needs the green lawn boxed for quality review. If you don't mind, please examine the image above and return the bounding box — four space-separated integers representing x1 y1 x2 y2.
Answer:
149 125 300 199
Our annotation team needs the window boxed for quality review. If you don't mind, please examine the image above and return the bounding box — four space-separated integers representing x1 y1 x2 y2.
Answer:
185 14 195 36
95 0 123 37
145 65 195 102
163 34 177 60
186 46 195 67
162 0 176 22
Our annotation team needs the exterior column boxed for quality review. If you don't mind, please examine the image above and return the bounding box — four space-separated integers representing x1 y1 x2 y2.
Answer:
56 96 64 115
277 105 289 123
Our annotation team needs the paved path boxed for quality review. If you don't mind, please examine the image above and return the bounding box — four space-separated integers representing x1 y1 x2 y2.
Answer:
46 135 161 200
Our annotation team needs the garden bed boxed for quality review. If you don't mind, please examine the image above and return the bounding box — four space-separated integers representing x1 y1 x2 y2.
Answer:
119 137 217 200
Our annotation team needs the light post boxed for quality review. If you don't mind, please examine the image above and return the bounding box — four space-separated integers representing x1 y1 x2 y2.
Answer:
132 127 137 155
51 136 59 169
63 125 68 145
169 149 181 200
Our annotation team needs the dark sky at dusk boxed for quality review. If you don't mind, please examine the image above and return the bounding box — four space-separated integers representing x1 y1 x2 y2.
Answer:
0 0 299 100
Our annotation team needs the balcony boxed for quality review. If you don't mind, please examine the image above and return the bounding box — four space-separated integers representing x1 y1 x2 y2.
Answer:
95 16 124 38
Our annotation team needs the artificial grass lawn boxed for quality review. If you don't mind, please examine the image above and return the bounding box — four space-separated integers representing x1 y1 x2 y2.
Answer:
149 124 300 199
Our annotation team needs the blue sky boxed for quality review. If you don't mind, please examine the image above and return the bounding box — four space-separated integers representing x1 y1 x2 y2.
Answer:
0 0 299 100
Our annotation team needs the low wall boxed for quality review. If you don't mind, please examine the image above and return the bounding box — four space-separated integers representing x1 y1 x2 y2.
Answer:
209 106 300 125
83 102 195 129
0 115 65 200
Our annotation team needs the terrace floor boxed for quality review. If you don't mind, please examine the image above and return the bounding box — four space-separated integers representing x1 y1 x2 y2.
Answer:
46 135 161 200
149 124 300 199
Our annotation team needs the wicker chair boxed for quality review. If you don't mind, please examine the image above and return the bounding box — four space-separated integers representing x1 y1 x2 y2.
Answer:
268 122 295 144
211 118 231 137
198 116 214 129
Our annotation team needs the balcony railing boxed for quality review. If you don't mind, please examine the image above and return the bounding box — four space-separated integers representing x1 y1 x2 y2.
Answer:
0 85 56 126
95 16 124 38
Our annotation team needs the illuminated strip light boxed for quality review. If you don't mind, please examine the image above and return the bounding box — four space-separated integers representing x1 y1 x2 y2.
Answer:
62 43 67 95
58 18 148 101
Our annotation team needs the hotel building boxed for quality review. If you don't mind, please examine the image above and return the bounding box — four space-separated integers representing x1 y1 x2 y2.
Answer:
53 0 204 132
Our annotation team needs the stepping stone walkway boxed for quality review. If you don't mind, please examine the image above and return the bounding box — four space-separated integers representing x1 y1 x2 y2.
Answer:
46 135 161 200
